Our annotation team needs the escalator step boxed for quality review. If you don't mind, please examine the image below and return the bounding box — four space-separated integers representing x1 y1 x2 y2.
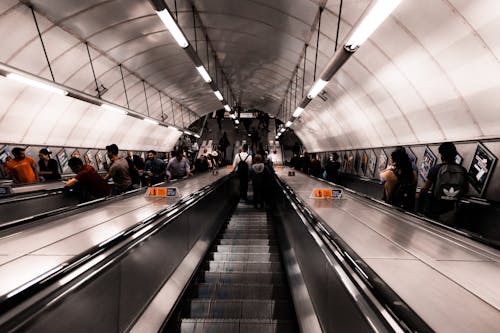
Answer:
186 300 295 319
211 252 280 262
215 245 279 253
206 261 282 273
180 319 299 333
201 272 285 285
222 233 273 240
218 239 276 246
225 225 273 231
193 283 290 300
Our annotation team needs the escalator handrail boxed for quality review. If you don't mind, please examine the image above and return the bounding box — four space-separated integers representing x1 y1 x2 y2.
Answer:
274 175 434 333
0 173 233 327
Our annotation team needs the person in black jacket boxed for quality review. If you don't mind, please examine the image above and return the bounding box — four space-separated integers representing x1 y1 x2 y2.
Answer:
325 153 341 183
38 148 61 181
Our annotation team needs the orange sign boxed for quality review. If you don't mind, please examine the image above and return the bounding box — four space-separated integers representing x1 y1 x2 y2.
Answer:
148 187 167 197
275 165 283 171
313 189 333 199
226 165 234 170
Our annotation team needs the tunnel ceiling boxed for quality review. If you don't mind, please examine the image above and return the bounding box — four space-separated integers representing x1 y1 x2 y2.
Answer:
1 0 500 151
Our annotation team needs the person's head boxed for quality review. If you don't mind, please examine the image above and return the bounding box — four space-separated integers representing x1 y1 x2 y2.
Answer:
332 152 339 161
106 144 119 158
242 144 248 152
11 147 26 160
175 150 183 161
39 148 51 160
147 150 157 160
390 148 412 171
127 151 134 158
254 154 262 163
438 142 458 163
68 157 84 173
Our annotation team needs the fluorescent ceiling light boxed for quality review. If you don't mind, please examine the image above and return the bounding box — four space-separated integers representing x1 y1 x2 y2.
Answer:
280 128 286 133
7 73 68 96
194 134 200 138
285 121 292 127
234 119 240 125
183 130 191 135
224 104 231 112
307 79 329 99
143 118 159 125
229 113 236 119
293 107 304 118
156 9 189 48
345 0 402 51
275 136 279 140
101 103 127 115
213 90 224 101
196 66 212 83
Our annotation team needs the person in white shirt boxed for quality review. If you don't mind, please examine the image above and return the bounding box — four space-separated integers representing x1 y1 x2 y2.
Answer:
232 144 252 201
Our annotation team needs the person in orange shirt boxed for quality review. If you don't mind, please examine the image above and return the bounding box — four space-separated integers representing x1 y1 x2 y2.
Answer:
5 147 39 184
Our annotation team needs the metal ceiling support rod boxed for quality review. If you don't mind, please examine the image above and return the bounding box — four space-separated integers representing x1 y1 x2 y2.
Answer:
171 97 176 126
158 90 164 121
313 7 323 82
302 45 307 98
142 80 150 117
85 42 101 98
192 5 197 52
334 0 344 51
30 6 55 82
119 64 130 109
284 0 403 129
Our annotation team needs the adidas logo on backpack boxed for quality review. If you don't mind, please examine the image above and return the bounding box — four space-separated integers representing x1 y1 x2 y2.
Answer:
434 164 466 201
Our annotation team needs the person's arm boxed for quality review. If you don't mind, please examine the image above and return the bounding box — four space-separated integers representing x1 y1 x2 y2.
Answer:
65 177 78 187
165 160 172 181
4 163 19 183
185 160 192 177
31 159 40 182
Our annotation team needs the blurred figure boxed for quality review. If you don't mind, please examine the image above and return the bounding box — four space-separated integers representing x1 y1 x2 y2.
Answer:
309 153 322 177
218 131 230 161
126 151 144 186
103 144 132 195
5 147 38 184
38 148 61 181
325 153 341 183
250 154 272 209
216 108 225 131
144 150 165 185
233 143 252 202
418 142 468 224
166 150 192 180
380 148 416 211
65 157 110 201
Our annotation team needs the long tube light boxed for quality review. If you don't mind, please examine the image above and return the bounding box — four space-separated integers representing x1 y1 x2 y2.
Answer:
213 90 224 101
196 65 212 83
345 0 402 51
280 128 286 133
101 103 127 115
156 9 189 48
307 79 329 99
7 73 68 96
285 121 292 127
144 118 159 125
224 104 231 112
234 119 240 125
293 107 304 118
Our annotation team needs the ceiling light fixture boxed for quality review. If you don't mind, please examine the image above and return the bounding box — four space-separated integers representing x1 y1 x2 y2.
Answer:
156 9 189 48
307 79 329 99
285 121 292 127
292 107 304 118
101 103 127 115
144 118 159 125
345 0 402 51
213 90 224 101
7 73 68 96
196 65 212 83
224 104 231 112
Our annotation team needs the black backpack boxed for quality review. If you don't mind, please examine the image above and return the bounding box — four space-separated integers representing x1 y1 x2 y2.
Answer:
388 170 415 211
433 164 466 201
237 153 249 177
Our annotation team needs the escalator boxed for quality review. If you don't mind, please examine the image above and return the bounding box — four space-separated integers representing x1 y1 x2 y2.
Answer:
166 202 299 332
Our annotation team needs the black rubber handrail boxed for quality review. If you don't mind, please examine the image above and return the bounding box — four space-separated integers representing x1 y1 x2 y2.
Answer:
0 174 232 326
275 175 434 333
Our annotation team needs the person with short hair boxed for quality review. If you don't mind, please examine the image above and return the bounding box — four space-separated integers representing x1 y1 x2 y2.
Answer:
65 157 110 200
144 150 165 185
103 144 132 195
38 148 61 181
5 147 39 184
166 150 192 180
418 142 468 224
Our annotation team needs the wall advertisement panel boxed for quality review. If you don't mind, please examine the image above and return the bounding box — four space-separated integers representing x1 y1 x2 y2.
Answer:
468 143 497 196
367 150 377 178
419 146 436 181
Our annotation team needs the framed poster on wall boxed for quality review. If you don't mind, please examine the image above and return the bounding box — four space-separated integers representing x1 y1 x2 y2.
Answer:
406 147 417 168
368 150 377 178
468 143 497 196
419 146 436 181
57 149 68 172
361 151 369 176
354 151 361 174
341 152 349 172
378 150 388 171
347 152 354 173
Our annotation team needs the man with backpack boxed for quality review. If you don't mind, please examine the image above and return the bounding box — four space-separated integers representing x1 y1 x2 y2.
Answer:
233 144 252 202
418 142 468 224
